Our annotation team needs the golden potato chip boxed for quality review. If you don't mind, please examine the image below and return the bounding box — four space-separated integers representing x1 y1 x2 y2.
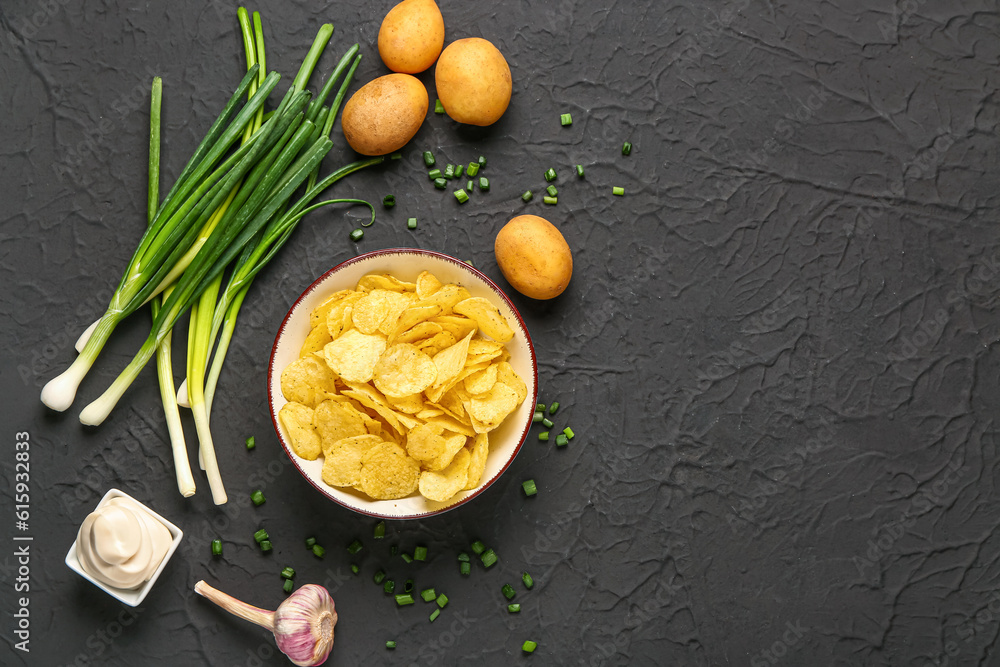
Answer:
465 339 505 366
352 289 396 334
416 270 443 299
323 330 387 383
389 305 442 342
279 402 322 460
425 432 467 471
377 291 419 336
386 393 426 414
321 434 383 487
435 389 470 424
468 382 519 433
418 448 470 502
429 330 474 391
310 289 354 329
357 273 416 293
420 284 471 314
423 413 476 437
415 331 457 357
373 344 438 398
394 321 443 345
314 399 369 454
341 381 405 435
359 442 420 499
405 422 447 463
495 360 528 404
281 356 338 407
464 364 498 395
431 314 477 341
463 432 489 490
300 323 333 358
326 295 361 339
415 408 444 420
453 297 514 342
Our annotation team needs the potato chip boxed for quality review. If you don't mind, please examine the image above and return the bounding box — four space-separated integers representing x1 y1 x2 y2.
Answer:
323 330 387 383
300 323 333 358
468 382 519 433
352 289 396 334
394 321 443 345
281 356 338 407
310 289 354 329
314 399 369 454
418 448 471 502
415 408 444 420
341 381 405 435
389 305 442 342
453 297 514 342
423 413 476 437
495 360 528 404
279 402 322 460
359 442 421 499
386 393 426 414
431 314 478 341
321 434 383 487
415 331 457 357
425 432 467 471
464 364 498 395
357 273 416 293
463 432 489 490
429 331 474 393
435 388 470 424
405 423 447 463
373 344 438 398
326 295 361 339
420 284 471 314
378 291 418 336
466 339 506 366
416 270 443 299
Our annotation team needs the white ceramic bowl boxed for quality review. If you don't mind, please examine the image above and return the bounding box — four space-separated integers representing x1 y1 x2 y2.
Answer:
268 249 538 519
64 488 184 606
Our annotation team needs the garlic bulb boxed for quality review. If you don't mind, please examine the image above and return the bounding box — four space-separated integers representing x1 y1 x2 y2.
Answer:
194 580 337 666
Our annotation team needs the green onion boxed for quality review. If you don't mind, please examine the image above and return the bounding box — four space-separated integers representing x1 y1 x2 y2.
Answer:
384 579 395 594
245 435 255 450
423 151 435 167
471 540 486 555
502 583 516 600
467 179 474 192
390 152 402 160
374 570 386 585
454 189 469 204
401 553 413 563
351 564 359 574
254 529 269 543
283 579 293 594
312 544 326 558
347 539 363 555
454 164 464 178
546 185 558 197
622 141 632 155
564 427 575 439
542 417 554 428
349 228 364 242
434 99 444 113
382 194 395 208
280 567 295 579
467 162 480 177
373 521 386 539
407 217 417 230
457 552 470 562
429 608 440 622
436 593 449 608
560 113 573 126
548 402 559 414
522 572 534 589
434 177 447 189
544 168 557 182
421 588 437 602
522 640 537 653
480 549 498 568
522 190 533 202
251 489 265 506
522 479 537 496
444 164 455 179
508 603 521 613
395 593 415 606
478 155 487 167
305 536 316 548
479 177 490 191
404 579 414 594
391 546 398 556
428 168 442 179
211 539 222 556
260 540 272 552
575 164 584 177
538 431 549 441
460 561 471 576
613 186 625 196
532 411 544 423
555 434 569 447
543 196 557 205
414 546 428 561
536 402 545 411
386 640 397 649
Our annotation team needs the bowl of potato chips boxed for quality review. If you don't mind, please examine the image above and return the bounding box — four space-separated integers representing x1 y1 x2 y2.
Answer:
267 249 538 518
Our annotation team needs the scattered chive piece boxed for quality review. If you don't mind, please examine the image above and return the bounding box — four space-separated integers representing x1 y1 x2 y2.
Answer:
454 189 469 204
522 479 537 497
347 539 363 555
502 583 516 600
374 570 386 585
533 411 544 423
508 603 521 613
436 593 449 608
538 431 549 441
401 553 413 564
522 640 537 653
444 164 455 179
471 540 486 555
423 151 436 167
391 546 399 556
576 164 585 177
421 588 437 602
479 176 490 191
543 196 558 205
522 572 534 589
549 402 560 415
467 162 480 177
349 228 364 242
460 561 471 576
414 546 428 561
395 593 415 606
305 536 316 549
536 402 546 411
434 99 444 113
382 194 396 208
250 490 265 506
374 521 386 539
407 217 417 230
457 552 470 562
281 567 296 580
622 141 632 156
546 185 558 197
542 417 554 428
384 579 395 594
404 579 414 594
467 179 474 192
465 259 475 268
522 190 533 202
428 168 442 179
390 152 402 160
478 155 487 167
283 578 294 594
254 529 269 544
555 434 569 447
454 164 464 178
481 549 498 568
560 113 573 126
211 539 222 557
613 186 625 196
312 544 326 558
351 564 359 574
260 540 272 552
386 641 397 649
564 427 575 440
434 177 447 189
245 436 255 450
544 168 557 182
429 608 441 622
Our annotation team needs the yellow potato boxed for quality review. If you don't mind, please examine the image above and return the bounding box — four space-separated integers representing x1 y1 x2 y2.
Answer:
378 0 445 74
434 38 511 126
341 73 428 156
494 214 573 299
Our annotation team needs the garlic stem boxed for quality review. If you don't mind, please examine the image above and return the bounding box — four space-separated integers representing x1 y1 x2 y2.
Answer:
194 580 275 630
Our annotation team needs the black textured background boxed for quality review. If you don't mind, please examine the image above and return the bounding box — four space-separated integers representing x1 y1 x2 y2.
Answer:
2 0 1000 665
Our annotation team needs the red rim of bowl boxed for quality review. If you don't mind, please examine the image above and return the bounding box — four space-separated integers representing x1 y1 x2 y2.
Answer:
267 248 539 520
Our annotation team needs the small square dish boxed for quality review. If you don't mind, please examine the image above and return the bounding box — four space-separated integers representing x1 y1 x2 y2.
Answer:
65 488 183 606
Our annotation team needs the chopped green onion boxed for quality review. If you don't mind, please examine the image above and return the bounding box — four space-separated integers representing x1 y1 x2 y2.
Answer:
421 588 437 602
522 190 533 202
351 563 359 574
479 177 489 191
374 569 386 584
434 99 444 113
533 411 544 423
622 141 632 156
560 113 573 126
464 259 475 268
548 402 560 415
211 539 223 556
478 155 487 167
546 185 558 197
254 529 269 543
460 561 471 576
544 168 557 182
555 434 569 447
283 578 293 594
543 196 557 205
538 431 549 441
563 427 575 439
386 640 397 649
536 402 546 411
467 162 480 177
613 186 624 196
542 417 554 428
382 194 395 208
395 593 415 606
428 168 442 179
434 177 447 189
305 536 316 549
404 579 414 594
401 552 413 563
454 164 464 178
575 164 584 177
480 549 498 568
467 179 474 192
471 540 486 555
281 566 295 579
436 593 449 608
391 545 399 556
444 164 455 179
349 228 364 242
423 151 436 167
457 552 470 562
454 189 469 204
312 544 326 558
250 490 266 506
522 640 537 653
347 539 363 555
407 217 417 230
414 545 428 561
260 540 272 552
522 571 534 589
522 479 537 497
384 579 395 594
502 583 516 600
374 521 386 539
389 152 402 160
245 436 255 450
508 603 521 613
429 608 440 622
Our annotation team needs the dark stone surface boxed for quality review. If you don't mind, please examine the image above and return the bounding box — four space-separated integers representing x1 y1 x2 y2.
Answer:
2 0 1000 665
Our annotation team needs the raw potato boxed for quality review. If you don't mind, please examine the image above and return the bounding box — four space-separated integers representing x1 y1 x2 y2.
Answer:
434 38 511 126
378 0 445 74
494 215 573 299
341 73 428 156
